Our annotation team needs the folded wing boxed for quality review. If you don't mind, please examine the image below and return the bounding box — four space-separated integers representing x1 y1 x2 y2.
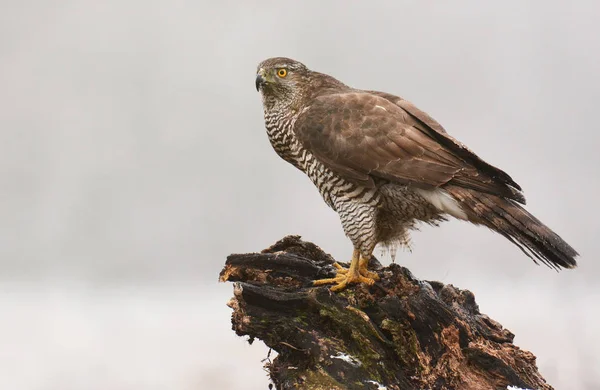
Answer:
293 91 525 204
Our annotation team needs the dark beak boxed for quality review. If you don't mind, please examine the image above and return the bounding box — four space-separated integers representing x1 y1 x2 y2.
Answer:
255 74 265 92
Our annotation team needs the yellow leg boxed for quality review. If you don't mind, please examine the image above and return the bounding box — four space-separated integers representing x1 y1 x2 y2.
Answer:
314 249 379 291
330 249 360 275
358 255 380 281
331 250 380 280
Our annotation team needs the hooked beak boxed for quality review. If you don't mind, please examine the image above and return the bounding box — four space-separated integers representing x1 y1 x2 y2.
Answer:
255 68 266 92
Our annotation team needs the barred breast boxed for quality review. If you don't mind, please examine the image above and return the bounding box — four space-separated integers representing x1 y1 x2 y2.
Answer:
264 112 378 207
263 110 447 259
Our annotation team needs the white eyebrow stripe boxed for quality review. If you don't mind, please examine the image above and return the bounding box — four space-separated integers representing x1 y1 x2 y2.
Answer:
374 105 387 111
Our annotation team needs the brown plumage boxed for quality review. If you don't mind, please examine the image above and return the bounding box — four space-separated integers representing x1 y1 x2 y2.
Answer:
255 57 578 290
447 187 577 269
294 91 525 203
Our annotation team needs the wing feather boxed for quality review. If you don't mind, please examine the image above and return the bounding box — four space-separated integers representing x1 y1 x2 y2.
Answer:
294 91 525 203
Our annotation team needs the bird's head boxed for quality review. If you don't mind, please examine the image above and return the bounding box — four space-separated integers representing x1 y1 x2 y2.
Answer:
255 57 312 110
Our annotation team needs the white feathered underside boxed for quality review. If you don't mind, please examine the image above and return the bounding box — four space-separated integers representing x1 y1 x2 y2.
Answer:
414 188 468 220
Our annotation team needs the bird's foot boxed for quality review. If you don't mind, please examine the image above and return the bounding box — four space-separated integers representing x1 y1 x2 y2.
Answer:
333 261 380 280
313 269 377 291
359 268 380 281
358 257 380 281
315 250 379 291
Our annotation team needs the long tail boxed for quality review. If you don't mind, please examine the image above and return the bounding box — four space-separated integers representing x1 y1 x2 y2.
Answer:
447 186 578 269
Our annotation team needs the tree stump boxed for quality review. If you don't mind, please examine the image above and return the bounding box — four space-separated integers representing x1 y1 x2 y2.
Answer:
219 235 552 390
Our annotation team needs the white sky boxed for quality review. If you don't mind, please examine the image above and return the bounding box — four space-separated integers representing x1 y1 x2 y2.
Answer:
1 1 599 389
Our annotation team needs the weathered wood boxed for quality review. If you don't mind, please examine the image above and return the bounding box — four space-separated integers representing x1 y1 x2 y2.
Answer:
220 235 552 390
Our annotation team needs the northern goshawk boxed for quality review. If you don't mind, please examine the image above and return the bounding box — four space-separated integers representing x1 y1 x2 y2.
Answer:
255 57 578 291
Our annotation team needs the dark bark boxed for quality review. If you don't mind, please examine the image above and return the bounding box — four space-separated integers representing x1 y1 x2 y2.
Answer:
220 235 552 390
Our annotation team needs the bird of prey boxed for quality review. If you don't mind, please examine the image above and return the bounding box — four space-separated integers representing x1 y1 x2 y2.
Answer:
255 57 578 291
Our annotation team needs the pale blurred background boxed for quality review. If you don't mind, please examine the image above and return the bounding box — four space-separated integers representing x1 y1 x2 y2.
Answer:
1 1 599 389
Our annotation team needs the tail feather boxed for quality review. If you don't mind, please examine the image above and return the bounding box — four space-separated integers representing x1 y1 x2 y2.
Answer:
447 186 578 270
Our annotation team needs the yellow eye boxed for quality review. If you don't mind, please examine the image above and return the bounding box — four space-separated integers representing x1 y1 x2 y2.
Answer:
277 68 287 78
